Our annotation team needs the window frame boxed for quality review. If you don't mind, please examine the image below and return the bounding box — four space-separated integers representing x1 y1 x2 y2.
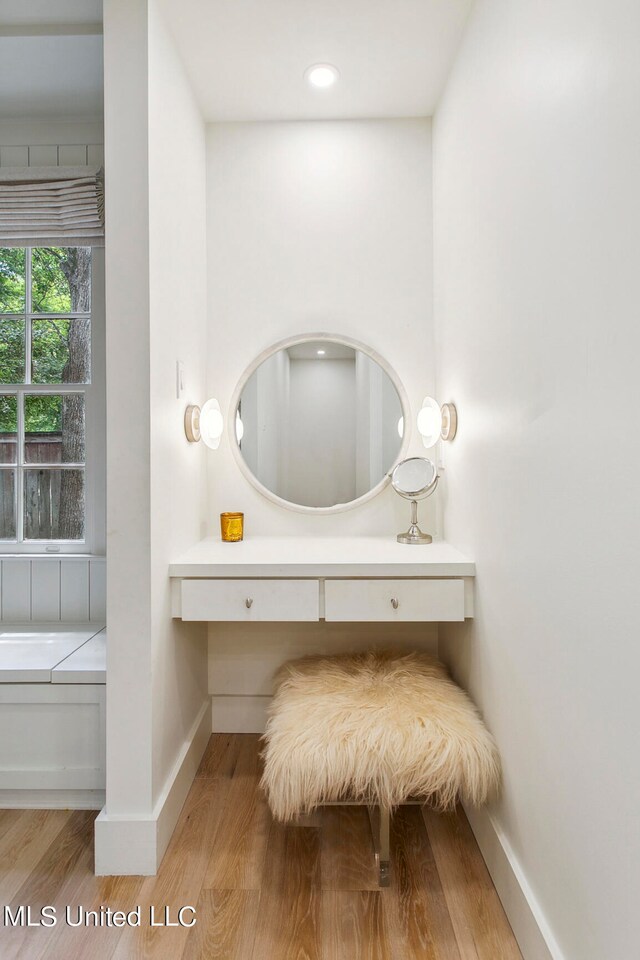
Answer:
0 246 105 555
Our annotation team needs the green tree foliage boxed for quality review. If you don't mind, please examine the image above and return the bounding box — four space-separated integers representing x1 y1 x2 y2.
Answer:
0 395 16 448
32 247 74 313
0 249 26 420
0 247 25 312
0 318 25 391
0 248 90 433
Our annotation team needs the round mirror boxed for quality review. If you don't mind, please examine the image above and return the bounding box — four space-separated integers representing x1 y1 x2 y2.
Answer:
390 457 438 545
231 335 408 512
390 457 438 500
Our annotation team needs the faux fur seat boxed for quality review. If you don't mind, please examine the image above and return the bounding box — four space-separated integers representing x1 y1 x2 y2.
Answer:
261 649 500 823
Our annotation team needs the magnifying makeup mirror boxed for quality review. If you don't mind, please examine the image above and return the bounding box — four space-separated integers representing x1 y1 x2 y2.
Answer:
390 457 438 544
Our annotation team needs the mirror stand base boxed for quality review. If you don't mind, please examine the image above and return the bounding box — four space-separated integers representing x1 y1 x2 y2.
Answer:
397 525 433 545
397 499 433 544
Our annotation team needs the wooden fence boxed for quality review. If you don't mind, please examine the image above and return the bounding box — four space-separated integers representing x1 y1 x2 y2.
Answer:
0 434 65 539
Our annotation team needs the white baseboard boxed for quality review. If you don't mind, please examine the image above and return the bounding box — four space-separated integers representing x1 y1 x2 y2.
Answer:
94 813 158 876
94 698 211 875
0 789 104 810
463 803 565 960
154 697 212 864
211 694 270 733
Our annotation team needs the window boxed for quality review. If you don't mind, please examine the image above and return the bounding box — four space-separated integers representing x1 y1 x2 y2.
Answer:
0 246 100 552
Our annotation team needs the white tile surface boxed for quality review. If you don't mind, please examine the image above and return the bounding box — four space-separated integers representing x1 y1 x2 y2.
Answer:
52 628 106 684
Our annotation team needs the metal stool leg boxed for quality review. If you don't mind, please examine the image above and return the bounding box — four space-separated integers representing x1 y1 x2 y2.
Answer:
367 804 391 887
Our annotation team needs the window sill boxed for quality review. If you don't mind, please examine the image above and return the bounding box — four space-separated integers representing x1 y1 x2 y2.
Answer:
0 552 105 560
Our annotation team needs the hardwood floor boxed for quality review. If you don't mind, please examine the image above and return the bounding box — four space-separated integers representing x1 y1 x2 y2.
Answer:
0 734 522 960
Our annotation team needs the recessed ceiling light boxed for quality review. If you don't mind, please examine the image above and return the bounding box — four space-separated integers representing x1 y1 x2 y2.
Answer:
305 64 340 89
317 349 326 355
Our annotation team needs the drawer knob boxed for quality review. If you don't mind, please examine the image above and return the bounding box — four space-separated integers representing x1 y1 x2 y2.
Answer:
391 598 399 609
245 598 253 609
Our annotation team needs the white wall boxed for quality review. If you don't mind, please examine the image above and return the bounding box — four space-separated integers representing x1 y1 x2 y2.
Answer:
0 120 104 166
148 0 209 808
97 0 209 874
206 118 436 536
102 0 153 836
433 2 640 958
205 118 439 731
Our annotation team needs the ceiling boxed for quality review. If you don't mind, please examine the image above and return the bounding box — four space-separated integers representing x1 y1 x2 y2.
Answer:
288 342 356 361
158 0 473 122
0 1 103 120
0 0 471 123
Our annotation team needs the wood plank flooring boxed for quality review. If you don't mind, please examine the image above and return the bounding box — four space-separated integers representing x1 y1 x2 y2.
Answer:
0 734 522 960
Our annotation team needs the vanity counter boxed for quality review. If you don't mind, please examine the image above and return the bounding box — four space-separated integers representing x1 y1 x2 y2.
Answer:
171 537 475 622
169 536 475 579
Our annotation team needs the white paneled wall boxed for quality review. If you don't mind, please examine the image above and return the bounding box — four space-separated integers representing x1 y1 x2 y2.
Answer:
0 558 105 623
0 143 104 168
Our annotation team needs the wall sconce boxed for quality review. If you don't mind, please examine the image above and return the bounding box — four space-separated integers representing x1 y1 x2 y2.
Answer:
184 399 224 449
416 397 458 448
184 404 201 442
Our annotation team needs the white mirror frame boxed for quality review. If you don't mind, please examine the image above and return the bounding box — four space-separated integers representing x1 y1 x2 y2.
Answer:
228 332 411 514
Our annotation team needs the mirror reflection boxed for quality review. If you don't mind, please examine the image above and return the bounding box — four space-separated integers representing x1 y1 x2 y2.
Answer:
391 457 438 499
235 339 404 509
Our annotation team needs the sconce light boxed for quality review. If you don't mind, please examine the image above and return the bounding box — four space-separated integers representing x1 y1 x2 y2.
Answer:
184 399 224 449
200 398 224 449
184 404 201 443
416 397 458 448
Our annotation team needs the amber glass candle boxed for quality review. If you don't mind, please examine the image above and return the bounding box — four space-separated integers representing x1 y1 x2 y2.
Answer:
220 512 244 542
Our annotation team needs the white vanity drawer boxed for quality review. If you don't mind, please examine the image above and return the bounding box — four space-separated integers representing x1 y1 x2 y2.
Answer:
324 579 465 622
180 579 319 622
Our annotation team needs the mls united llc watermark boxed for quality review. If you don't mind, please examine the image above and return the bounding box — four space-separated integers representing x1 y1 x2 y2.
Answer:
3 905 197 928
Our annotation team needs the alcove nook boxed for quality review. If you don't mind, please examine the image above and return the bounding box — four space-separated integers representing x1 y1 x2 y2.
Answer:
1 3 638 960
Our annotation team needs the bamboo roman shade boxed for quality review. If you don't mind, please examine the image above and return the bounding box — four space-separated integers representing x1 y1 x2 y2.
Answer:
0 165 104 247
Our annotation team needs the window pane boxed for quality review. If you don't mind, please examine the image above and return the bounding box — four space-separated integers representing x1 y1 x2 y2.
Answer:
24 468 84 540
24 394 85 464
0 470 16 539
32 247 91 313
0 395 17 464
0 318 25 383
32 317 91 384
0 248 26 313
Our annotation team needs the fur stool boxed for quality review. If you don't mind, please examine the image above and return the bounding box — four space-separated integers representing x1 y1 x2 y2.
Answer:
260 650 500 885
